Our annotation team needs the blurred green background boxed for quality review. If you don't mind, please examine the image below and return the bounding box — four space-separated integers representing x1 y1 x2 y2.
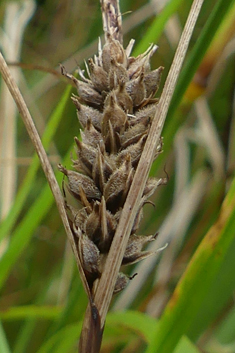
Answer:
0 0 235 352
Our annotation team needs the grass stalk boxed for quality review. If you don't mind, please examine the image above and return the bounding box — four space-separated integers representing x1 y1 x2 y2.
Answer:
0 0 205 351
0 51 92 305
79 0 204 351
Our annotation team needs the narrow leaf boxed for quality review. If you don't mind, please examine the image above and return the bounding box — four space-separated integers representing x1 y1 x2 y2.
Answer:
146 176 235 353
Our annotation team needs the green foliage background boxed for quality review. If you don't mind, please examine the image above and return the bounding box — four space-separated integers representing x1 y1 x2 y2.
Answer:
0 0 235 352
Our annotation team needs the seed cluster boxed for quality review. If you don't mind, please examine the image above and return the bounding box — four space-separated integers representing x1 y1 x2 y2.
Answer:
59 33 166 294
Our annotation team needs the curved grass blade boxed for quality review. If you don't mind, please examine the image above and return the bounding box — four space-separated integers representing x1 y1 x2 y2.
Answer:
0 321 11 353
212 304 235 346
133 0 188 55
0 149 72 289
0 306 62 321
186 236 235 341
35 323 82 353
167 0 235 119
0 85 72 242
146 176 235 353
106 311 158 344
151 0 235 175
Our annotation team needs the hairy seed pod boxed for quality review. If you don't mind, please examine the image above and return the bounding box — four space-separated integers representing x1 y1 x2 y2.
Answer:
127 44 158 79
73 208 88 232
102 93 127 137
121 120 150 148
114 273 137 294
126 69 146 107
102 33 127 72
88 58 108 92
78 232 101 281
71 96 102 131
103 155 133 210
74 137 97 176
144 66 164 97
60 26 165 293
117 134 147 167
64 202 87 232
80 119 102 148
58 164 101 201
85 202 101 242
61 65 103 108
113 79 133 113
113 273 130 294
122 234 157 265
75 79 103 108
130 103 158 126
108 58 128 90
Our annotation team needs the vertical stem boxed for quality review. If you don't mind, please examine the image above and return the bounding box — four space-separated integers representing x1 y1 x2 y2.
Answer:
95 0 205 329
78 304 103 353
100 0 123 43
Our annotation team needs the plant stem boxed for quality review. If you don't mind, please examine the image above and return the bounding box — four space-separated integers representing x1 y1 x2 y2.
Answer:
0 50 92 304
79 0 204 351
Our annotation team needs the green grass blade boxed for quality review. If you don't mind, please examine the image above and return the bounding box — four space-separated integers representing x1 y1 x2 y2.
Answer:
0 184 56 289
12 269 77 353
38 311 157 353
13 320 35 353
0 152 71 290
0 85 71 242
133 0 187 55
214 304 235 344
186 236 235 341
106 311 158 344
0 321 11 353
146 176 235 353
174 336 200 353
36 323 82 353
168 0 235 119
0 306 62 320
46 277 85 339
151 0 235 175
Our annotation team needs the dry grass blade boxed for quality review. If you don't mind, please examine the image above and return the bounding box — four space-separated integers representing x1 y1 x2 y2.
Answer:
0 51 92 305
94 0 205 329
